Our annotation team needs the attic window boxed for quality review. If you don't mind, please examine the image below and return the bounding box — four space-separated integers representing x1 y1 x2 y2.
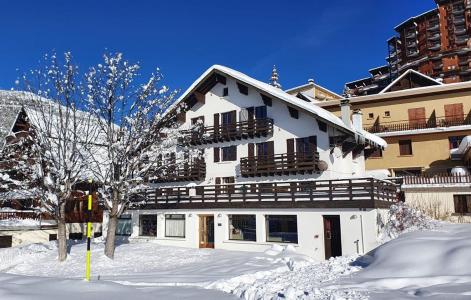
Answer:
384 111 391 117
287 106 299 119
317 120 327 132
368 113 374 119
223 87 229 97
260 94 272 106
237 83 249 95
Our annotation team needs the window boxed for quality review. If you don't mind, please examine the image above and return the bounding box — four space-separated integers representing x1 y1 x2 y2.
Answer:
384 111 391 117
317 120 327 132
229 215 256 241
399 140 412 156
139 215 157 236
221 111 236 125
266 215 298 243
237 82 249 95
260 94 272 106
256 141 274 157
165 214 185 238
287 106 299 119
116 215 132 236
223 87 229 96
454 195 471 214
255 106 267 119
449 136 465 149
296 136 317 155
369 148 383 158
221 146 237 161
368 113 374 119
216 177 235 194
394 169 421 177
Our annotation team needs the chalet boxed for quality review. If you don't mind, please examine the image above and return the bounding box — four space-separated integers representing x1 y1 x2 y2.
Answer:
120 66 399 260
0 91 103 248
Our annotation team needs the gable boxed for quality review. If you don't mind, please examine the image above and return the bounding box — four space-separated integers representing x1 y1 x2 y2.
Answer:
380 70 442 94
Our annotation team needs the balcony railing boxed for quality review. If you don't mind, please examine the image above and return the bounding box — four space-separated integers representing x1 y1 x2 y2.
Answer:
180 118 273 145
134 178 398 208
240 152 320 177
401 174 471 185
152 159 206 183
364 114 471 133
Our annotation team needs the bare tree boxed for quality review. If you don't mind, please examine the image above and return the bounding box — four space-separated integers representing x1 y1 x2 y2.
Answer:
18 53 99 261
85 53 195 259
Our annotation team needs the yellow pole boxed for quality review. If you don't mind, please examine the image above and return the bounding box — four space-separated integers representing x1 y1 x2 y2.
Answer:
86 179 92 281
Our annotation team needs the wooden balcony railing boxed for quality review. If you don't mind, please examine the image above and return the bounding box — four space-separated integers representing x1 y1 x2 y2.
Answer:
240 152 320 177
401 173 471 185
133 178 398 209
0 211 39 221
152 159 206 183
364 114 471 133
181 118 274 145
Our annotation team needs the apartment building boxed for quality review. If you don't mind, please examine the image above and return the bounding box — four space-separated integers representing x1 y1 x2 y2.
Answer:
345 0 471 97
318 71 471 221
121 65 398 260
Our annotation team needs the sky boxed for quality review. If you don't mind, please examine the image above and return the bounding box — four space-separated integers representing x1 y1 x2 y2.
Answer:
0 0 435 95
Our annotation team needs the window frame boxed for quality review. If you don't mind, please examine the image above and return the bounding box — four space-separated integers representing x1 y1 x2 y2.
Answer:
165 214 186 238
139 214 157 237
398 140 413 156
221 145 237 161
265 215 298 244
228 214 257 242
116 214 133 237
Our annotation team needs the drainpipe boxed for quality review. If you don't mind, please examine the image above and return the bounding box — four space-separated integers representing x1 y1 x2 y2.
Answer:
360 214 365 254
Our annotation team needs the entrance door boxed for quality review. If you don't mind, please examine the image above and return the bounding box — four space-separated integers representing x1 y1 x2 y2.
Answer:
323 215 342 259
199 215 215 248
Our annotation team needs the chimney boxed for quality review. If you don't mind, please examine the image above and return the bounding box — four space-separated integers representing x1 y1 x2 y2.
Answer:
352 109 363 131
340 99 352 128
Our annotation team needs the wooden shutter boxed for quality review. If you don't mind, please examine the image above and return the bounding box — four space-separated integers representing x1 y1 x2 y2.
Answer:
408 108 425 127
267 141 274 156
230 110 237 124
239 108 248 122
215 177 221 195
308 136 317 153
230 145 237 161
399 140 412 156
214 147 220 162
445 103 464 122
213 113 220 128
287 138 294 163
248 143 254 158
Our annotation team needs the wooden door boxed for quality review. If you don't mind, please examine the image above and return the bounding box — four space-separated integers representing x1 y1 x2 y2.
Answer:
408 107 426 128
444 103 464 124
323 216 342 259
199 215 215 248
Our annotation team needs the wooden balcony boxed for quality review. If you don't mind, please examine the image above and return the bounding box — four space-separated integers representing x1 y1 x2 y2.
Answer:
364 114 471 134
152 160 206 183
132 178 399 210
240 152 320 177
181 118 273 145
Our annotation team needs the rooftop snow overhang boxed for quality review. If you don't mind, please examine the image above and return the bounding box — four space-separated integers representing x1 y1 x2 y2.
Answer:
163 65 385 149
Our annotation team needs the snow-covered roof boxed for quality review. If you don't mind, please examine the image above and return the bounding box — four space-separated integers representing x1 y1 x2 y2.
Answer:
394 8 438 31
285 82 342 99
0 91 32 151
164 65 386 149
378 69 442 94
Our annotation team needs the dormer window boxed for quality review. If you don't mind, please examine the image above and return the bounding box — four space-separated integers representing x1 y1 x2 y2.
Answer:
223 87 229 97
287 106 299 119
237 83 249 95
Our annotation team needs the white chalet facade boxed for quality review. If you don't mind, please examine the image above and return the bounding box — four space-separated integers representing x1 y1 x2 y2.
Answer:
120 65 398 260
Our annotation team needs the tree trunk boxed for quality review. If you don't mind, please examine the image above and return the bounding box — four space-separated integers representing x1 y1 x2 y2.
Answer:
57 202 68 262
104 191 119 259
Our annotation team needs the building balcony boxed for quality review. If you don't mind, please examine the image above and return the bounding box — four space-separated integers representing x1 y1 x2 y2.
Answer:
428 34 441 41
406 32 417 39
456 37 469 45
427 24 440 31
454 17 465 25
455 28 467 35
433 63 444 70
453 8 465 15
364 114 471 134
240 152 320 177
180 118 274 145
151 159 206 183
429 43 442 51
401 173 471 185
135 178 399 209
407 51 420 58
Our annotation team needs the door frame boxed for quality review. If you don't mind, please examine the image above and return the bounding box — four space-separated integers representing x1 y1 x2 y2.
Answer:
199 214 215 249
323 215 342 259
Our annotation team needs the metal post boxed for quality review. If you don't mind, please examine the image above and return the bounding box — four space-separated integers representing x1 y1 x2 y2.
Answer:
85 178 92 281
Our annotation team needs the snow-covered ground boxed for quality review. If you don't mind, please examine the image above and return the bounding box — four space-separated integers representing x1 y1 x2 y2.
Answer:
1 223 470 299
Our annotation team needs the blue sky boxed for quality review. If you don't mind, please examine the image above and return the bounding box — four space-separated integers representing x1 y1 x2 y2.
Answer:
0 0 435 94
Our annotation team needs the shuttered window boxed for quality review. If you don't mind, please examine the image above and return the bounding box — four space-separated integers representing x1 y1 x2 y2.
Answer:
408 107 426 126
399 140 413 156
444 103 464 122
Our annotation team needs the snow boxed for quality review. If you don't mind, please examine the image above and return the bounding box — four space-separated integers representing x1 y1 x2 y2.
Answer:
164 65 385 149
1 223 471 299
0 218 42 228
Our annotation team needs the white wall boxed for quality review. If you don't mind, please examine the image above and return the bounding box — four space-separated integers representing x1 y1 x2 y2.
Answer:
159 77 361 188
126 208 383 260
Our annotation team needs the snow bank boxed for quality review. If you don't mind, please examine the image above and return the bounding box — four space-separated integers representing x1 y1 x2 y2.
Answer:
0 218 42 227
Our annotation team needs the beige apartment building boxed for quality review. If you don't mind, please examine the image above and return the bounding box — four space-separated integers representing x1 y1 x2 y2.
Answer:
317 71 471 176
